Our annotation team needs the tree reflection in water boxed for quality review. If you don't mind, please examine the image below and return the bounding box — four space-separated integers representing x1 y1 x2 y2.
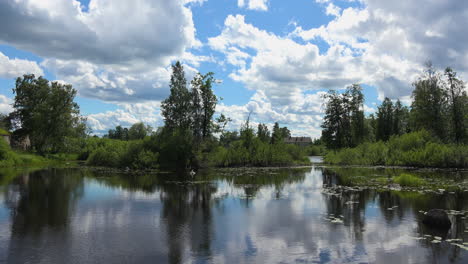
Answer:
0 167 467 264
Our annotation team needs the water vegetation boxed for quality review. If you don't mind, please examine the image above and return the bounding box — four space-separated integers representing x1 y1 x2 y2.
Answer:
394 173 425 187
324 130 468 168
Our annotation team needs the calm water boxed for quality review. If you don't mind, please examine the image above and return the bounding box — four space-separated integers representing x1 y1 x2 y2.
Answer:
0 165 467 264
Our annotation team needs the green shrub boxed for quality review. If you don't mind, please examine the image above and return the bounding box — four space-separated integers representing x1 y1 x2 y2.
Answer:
324 131 468 168
394 173 425 187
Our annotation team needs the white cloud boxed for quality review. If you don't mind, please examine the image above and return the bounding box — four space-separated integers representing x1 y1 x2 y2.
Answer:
216 90 325 138
0 0 203 103
325 3 341 17
209 15 368 106
0 52 43 79
86 102 162 134
0 95 13 115
238 0 269 11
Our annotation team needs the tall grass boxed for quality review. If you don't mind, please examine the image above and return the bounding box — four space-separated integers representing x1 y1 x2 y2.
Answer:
393 173 425 187
206 139 310 167
324 130 468 168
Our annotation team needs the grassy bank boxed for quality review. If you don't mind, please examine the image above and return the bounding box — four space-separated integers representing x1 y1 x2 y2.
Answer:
0 139 79 168
324 131 468 168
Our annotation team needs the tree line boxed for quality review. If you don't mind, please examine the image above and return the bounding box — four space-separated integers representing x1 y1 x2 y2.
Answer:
322 63 468 150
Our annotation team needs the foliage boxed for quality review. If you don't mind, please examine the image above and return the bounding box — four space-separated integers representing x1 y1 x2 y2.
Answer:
410 63 448 140
86 139 158 169
10 74 87 153
207 138 310 167
321 84 366 149
394 173 425 187
324 131 468 168
306 144 327 156
161 61 192 130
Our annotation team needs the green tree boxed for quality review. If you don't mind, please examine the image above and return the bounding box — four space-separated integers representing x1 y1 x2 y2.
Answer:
444 67 467 143
346 84 365 146
214 114 231 134
392 99 409 136
410 63 447 140
190 74 203 143
257 123 270 143
161 61 192 131
376 97 394 141
11 74 86 153
128 122 152 140
199 72 217 139
271 122 283 144
321 90 347 149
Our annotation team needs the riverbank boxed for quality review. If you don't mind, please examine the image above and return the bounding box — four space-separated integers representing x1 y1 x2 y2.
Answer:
323 131 468 169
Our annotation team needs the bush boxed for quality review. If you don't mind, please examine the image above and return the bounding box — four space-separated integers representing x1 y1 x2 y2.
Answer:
206 138 310 167
86 139 159 169
394 173 425 187
324 131 468 168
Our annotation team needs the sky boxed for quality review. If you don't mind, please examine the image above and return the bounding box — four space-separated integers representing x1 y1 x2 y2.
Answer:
0 0 467 138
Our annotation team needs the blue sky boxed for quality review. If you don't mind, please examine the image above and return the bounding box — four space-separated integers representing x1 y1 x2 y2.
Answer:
0 0 467 137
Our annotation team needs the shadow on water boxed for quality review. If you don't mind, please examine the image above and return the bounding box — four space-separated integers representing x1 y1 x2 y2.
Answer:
0 166 466 263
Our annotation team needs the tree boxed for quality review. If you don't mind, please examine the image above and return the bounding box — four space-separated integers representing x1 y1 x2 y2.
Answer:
199 72 217 139
444 67 467 143
392 99 409 136
321 90 347 149
257 123 270 143
346 84 365 146
410 63 447 140
270 122 282 144
161 61 192 130
240 113 254 149
214 114 231 134
376 97 394 141
128 122 152 140
11 74 86 153
190 74 203 143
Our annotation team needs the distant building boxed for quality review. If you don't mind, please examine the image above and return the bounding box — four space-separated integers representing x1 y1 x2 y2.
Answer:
284 137 312 147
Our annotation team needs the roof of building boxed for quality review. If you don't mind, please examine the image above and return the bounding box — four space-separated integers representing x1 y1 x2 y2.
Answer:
284 137 312 143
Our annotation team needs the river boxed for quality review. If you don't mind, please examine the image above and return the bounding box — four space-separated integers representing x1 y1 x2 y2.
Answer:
0 163 467 263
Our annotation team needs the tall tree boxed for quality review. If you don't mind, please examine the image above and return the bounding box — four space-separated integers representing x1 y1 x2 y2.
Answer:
11 74 86 153
376 97 394 141
257 123 270 143
128 122 152 140
346 84 365 146
410 63 447 140
190 74 203 142
444 67 467 143
392 99 409 136
161 61 192 130
199 72 217 139
321 90 347 149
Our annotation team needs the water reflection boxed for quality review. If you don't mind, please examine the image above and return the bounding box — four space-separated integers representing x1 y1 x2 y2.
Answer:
0 166 466 263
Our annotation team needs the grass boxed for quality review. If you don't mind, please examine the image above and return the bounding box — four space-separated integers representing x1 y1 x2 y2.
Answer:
393 173 425 187
324 130 468 168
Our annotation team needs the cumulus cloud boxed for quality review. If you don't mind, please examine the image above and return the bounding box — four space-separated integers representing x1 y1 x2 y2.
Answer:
209 15 368 106
86 102 163 134
0 52 43 79
0 0 199 66
0 0 203 102
325 3 341 17
237 0 269 11
216 90 325 138
0 95 13 115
